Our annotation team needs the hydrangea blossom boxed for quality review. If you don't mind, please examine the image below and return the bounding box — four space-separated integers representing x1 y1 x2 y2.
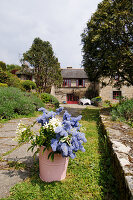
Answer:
16 106 87 160
37 107 64 126
41 107 87 159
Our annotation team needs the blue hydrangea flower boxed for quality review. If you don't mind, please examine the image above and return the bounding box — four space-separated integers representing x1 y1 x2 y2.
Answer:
55 126 68 137
51 138 58 152
62 120 71 131
37 107 87 159
70 115 82 128
47 111 56 119
38 107 48 113
63 111 71 121
56 107 64 115
60 143 69 157
36 113 47 126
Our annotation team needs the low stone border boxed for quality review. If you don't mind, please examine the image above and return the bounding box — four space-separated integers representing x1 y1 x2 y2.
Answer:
100 114 133 200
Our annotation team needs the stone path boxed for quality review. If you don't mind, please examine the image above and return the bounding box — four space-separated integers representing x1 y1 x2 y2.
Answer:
0 117 40 199
0 104 88 198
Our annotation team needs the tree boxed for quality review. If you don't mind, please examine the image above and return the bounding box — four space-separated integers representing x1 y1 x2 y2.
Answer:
81 0 133 87
21 37 62 92
0 61 6 71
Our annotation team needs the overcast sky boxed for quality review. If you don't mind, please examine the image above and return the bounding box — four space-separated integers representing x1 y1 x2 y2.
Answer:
0 0 102 68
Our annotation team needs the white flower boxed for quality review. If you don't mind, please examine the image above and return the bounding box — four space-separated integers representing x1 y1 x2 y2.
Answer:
44 117 62 131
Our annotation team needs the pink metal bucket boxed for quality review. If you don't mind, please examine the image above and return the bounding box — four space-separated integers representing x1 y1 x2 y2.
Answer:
39 146 69 182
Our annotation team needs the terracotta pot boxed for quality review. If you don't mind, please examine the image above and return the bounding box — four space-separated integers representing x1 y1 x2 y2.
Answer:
39 146 69 182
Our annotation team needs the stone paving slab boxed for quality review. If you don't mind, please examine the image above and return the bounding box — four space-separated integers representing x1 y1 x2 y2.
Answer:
0 145 14 157
0 130 18 138
3 143 37 166
0 138 18 146
0 169 29 198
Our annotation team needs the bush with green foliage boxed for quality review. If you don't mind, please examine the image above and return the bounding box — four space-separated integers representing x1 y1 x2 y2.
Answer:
40 93 59 108
111 98 133 126
0 87 44 119
0 67 23 90
0 67 9 84
0 83 8 87
103 100 112 107
6 72 23 90
21 80 36 91
24 92 44 110
91 96 102 106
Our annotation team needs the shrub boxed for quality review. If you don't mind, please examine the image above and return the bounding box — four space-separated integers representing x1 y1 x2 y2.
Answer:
0 87 44 119
0 67 9 84
0 67 23 90
111 98 133 126
91 96 102 106
21 80 36 91
6 72 23 90
40 93 59 108
24 93 44 110
91 96 102 102
103 100 112 107
0 83 8 87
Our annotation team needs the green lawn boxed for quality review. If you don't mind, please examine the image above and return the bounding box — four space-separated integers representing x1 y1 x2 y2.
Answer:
2 108 119 200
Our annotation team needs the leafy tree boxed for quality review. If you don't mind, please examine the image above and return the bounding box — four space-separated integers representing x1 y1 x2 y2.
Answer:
81 0 133 87
0 61 6 71
21 37 62 92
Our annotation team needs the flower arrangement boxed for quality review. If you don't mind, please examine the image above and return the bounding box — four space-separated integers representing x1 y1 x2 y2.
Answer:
16 107 87 160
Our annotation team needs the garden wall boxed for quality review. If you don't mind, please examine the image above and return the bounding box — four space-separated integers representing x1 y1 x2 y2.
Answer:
100 113 133 200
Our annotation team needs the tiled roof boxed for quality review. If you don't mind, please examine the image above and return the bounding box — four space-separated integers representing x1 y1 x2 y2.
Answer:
61 68 88 79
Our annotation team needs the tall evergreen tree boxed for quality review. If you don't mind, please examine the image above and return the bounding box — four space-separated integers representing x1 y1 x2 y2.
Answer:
21 37 62 92
0 61 6 71
81 0 133 87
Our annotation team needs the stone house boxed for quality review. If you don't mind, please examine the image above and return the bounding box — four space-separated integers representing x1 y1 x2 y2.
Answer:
15 65 133 104
51 67 95 104
51 67 133 104
99 77 133 103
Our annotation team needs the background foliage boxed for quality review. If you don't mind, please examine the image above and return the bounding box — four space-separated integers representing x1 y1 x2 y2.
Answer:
81 0 133 87
21 37 63 92
21 80 36 91
40 93 59 108
0 87 44 119
111 98 133 126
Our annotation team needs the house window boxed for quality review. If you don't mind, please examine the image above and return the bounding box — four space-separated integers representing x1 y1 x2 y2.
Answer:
76 79 85 87
113 91 122 99
63 79 71 87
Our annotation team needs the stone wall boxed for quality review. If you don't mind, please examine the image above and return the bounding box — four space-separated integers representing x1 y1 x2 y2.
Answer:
100 113 133 200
